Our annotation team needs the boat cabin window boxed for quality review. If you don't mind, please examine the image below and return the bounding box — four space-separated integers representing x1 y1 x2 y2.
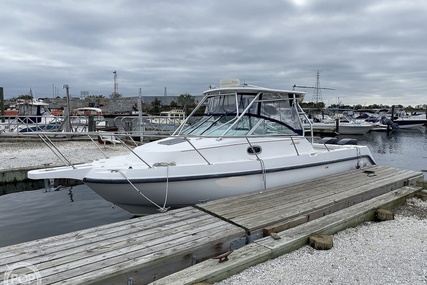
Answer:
180 92 302 137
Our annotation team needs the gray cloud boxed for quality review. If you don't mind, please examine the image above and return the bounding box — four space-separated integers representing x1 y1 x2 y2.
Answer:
1 0 426 106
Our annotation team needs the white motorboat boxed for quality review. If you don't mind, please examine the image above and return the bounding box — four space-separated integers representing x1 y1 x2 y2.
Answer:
146 109 186 131
360 109 426 130
28 79 376 215
70 107 107 132
1 98 62 133
335 119 373 135
303 115 372 135
392 111 427 129
369 115 399 132
304 121 373 135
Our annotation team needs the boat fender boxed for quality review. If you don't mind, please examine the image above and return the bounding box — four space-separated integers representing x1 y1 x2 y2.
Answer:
337 138 358 145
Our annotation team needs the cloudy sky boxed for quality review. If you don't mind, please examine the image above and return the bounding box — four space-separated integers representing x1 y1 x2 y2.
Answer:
1 0 426 106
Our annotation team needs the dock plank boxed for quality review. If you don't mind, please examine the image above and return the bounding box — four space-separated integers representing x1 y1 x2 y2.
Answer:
239 169 419 226
0 207 209 265
246 169 420 232
40 220 238 284
0 207 246 285
4 214 219 270
202 167 419 216
0 206 200 259
212 167 397 219
196 166 389 216
196 166 423 235
152 185 423 285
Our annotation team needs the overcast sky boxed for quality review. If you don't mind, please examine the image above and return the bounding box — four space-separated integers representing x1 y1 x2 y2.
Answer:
1 0 426 106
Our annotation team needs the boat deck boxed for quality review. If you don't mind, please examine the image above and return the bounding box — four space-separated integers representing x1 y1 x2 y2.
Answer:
0 165 424 285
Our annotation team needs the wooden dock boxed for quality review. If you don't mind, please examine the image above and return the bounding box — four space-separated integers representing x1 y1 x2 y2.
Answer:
195 165 422 238
0 207 245 285
0 166 424 285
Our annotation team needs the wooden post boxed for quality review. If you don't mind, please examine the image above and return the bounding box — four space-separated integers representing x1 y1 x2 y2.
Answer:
88 115 96 131
391 105 395 121
63 84 72 134
375 208 394 221
309 234 334 250
335 118 340 133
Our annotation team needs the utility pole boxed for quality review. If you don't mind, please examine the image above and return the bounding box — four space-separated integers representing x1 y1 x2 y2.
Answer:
63 84 72 134
113 71 118 96
293 71 335 107
312 70 322 104
138 88 144 142
0 87 4 123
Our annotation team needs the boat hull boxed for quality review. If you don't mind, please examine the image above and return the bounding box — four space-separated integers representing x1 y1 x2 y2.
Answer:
393 121 426 129
304 123 372 135
83 150 375 215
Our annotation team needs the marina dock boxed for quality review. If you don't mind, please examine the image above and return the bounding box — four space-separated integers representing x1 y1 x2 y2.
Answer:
0 165 425 285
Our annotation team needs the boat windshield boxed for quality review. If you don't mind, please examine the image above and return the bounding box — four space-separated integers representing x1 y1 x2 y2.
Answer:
179 91 303 137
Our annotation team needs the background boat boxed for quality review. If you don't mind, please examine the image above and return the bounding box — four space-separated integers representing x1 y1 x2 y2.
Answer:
0 98 62 133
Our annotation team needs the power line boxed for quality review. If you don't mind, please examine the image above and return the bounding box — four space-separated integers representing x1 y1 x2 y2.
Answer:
293 71 335 104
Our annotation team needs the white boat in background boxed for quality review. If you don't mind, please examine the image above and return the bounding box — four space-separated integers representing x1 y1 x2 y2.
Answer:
28 79 376 215
368 115 399 132
356 109 426 130
336 117 373 135
70 107 107 132
0 99 62 133
146 109 186 131
303 115 372 135
392 111 427 129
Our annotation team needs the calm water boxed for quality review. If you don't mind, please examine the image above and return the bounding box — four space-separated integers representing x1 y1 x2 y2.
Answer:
338 128 427 175
0 128 426 247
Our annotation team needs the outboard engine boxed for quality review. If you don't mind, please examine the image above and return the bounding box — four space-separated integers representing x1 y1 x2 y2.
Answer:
380 116 399 130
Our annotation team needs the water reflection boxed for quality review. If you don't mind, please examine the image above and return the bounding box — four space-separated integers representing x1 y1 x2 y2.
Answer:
0 184 131 247
339 128 427 176
371 131 402 155
68 186 74 202
42 182 75 202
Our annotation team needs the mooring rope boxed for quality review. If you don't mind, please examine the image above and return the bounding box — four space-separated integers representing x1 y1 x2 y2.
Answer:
245 137 267 190
118 170 169 212
162 165 170 210
260 158 267 190
153 162 176 211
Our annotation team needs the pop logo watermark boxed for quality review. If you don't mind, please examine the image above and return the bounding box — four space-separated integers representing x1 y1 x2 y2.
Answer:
3 261 42 285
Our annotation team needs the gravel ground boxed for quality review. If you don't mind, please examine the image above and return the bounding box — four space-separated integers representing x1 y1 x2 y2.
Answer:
0 139 131 170
215 198 427 285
